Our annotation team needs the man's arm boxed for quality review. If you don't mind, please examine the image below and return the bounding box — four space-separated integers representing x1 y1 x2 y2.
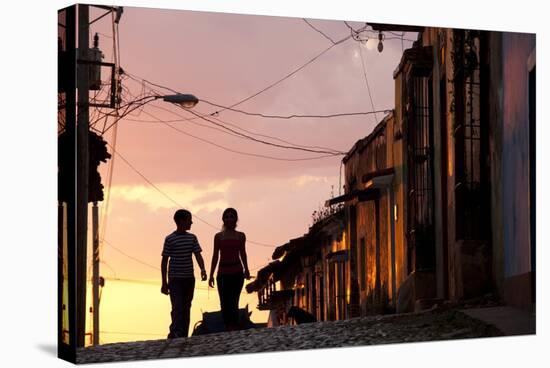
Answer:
161 255 169 295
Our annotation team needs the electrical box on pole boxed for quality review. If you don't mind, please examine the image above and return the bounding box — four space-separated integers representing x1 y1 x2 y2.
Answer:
89 33 104 90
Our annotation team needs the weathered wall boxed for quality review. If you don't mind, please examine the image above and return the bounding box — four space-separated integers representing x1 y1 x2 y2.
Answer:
446 30 459 300
379 192 390 306
429 28 446 300
500 32 535 306
502 33 534 276
488 31 505 299
393 72 408 292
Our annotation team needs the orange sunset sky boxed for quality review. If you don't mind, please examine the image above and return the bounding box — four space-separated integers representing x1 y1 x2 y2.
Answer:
70 5 418 344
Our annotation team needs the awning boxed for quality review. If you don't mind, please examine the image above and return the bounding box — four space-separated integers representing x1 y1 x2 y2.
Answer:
272 236 306 260
326 249 349 263
325 188 380 206
245 260 283 293
362 167 395 184
326 168 395 207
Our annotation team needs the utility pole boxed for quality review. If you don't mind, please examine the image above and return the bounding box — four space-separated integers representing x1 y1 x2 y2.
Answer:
60 5 77 359
92 202 99 345
76 3 90 348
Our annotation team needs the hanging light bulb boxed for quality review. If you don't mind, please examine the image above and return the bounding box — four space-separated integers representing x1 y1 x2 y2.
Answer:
377 31 385 53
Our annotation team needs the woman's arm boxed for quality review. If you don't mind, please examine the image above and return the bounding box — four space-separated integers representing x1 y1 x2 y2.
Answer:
209 233 220 287
239 232 250 279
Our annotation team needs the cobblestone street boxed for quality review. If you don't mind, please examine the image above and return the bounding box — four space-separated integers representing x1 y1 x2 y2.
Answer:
77 307 505 364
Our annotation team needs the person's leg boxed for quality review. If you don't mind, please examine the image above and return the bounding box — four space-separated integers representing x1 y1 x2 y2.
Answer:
227 274 244 329
216 275 230 328
181 278 195 337
168 278 184 338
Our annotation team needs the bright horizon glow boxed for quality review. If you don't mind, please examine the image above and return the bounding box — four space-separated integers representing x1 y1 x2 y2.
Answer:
90 279 266 344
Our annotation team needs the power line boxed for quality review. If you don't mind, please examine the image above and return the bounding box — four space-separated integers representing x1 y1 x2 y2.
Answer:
125 105 344 154
356 43 378 124
103 239 160 271
183 108 345 155
101 95 159 134
344 21 369 42
100 260 118 279
161 101 344 155
302 18 337 44
127 33 351 115
124 70 389 123
105 236 266 278
126 108 340 162
198 99 391 121
125 107 246 140
102 277 250 295
121 76 346 154
124 110 339 153
202 110 344 153
106 144 276 247
102 238 265 284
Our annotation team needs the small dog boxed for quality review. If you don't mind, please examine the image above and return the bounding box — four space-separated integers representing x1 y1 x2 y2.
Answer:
287 306 316 324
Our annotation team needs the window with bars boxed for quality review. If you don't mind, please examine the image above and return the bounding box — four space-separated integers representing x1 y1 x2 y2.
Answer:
453 30 487 241
405 62 436 271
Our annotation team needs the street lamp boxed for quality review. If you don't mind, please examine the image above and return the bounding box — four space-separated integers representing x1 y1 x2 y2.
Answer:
101 92 199 134
161 93 199 108
377 31 385 53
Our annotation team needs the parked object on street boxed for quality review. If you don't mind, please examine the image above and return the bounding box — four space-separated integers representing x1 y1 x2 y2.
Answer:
287 306 316 324
192 306 263 336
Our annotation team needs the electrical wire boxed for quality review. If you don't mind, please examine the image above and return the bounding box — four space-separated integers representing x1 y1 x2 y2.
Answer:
203 110 343 153
122 75 346 153
302 18 337 44
126 33 351 115
182 108 344 156
102 277 250 295
100 260 118 279
356 43 378 124
198 99 391 120
100 95 159 134
104 239 160 271
125 71 388 122
126 108 340 162
98 240 261 299
124 71 390 123
124 110 245 140
126 105 341 154
99 115 118 256
344 21 370 42
143 99 345 154
105 144 276 247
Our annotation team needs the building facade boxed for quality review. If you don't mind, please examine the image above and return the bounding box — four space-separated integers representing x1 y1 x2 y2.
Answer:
248 25 536 326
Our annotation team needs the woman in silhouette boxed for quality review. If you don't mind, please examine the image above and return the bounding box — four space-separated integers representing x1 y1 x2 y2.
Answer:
209 208 250 331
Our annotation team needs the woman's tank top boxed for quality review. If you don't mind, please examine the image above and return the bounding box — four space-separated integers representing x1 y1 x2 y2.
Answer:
218 238 243 275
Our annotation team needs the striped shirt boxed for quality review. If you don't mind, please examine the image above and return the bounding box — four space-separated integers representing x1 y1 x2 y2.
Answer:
162 231 202 279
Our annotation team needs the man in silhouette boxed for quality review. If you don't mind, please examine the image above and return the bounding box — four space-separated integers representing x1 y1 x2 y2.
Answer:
161 209 207 338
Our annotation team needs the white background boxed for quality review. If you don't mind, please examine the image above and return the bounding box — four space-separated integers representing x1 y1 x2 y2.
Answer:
0 0 546 367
